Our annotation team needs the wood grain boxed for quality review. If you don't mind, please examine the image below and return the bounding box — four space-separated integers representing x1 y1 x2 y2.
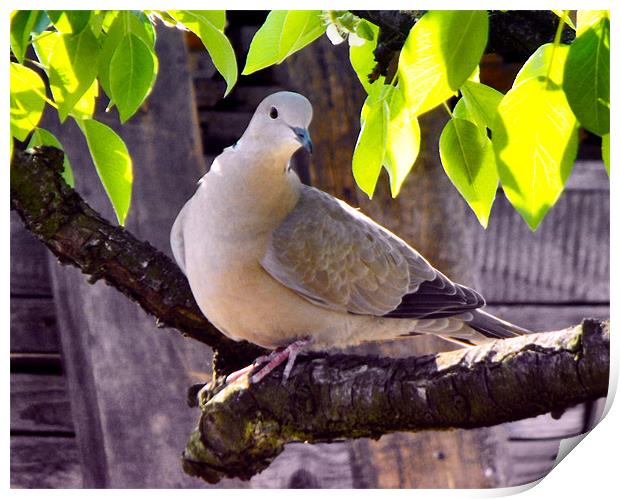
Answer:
10 211 52 297
11 437 82 488
473 189 609 304
485 305 609 332
250 443 354 488
11 298 60 353
11 374 74 433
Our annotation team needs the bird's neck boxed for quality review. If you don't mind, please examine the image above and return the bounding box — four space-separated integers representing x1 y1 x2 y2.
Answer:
198 146 301 229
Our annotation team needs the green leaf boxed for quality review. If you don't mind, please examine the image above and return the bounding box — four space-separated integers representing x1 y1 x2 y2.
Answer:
399 10 489 116
31 11 52 35
101 10 120 32
10 62 46 141
47 10 93 34
453 98 478 127
109 33 158 123
563 14 609 136
33 30 60 67
134 11 157 46
384 86 420 197
48 30 100 122
601 134 609 175
169 10 238 96
27 128 75 187
146 10 178 27
10 10 42 63
355 20 375 41
439 118 497 227
458 81 503 131
242 10 325 75
493 77 578 230
170 10 226 30
349 22 383 98
77 119 133 225
551 10 576 30
71 79 99 120
513 43 569 87
98 11 155 102
352 97 388 198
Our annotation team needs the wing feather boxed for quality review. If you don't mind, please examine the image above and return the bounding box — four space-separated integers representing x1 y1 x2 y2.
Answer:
261 186 483 318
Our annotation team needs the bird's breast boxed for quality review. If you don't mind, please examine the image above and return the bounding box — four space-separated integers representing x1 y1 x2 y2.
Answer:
181 171 307 347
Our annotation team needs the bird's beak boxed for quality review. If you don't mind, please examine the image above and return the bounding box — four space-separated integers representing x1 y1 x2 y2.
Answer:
290 127 313 154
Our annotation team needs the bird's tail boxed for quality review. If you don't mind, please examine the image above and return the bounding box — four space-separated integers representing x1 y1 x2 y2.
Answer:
397 310 531 348
466 309 531 339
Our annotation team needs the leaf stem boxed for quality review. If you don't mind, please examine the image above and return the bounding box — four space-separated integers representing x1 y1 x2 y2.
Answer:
546 10 567 86
442 101 454 118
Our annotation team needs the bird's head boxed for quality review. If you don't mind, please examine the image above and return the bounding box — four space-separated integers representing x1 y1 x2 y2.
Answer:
243 91 314 155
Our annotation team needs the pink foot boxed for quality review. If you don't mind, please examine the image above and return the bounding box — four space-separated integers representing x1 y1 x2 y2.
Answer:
225 350 282 384
250 338 312 384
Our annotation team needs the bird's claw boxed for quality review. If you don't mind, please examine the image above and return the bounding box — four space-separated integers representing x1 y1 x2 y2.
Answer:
222 338 312 386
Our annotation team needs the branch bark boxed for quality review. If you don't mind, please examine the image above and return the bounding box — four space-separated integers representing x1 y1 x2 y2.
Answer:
351 10 575 82
10 146 266 374
182 319 609 483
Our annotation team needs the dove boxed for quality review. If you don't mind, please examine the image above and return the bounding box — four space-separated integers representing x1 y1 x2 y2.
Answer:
171 91 530 383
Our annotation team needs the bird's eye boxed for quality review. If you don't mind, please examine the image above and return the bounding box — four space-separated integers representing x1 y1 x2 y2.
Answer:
269 106 278 119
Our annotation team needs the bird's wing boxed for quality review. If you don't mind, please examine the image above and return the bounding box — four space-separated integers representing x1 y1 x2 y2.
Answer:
261 186 484 318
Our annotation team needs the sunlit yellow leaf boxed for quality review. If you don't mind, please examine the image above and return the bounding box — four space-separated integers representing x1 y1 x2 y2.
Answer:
384 87 420 197
10 62 46 141
513 43 569 88
352 97 388 198
493 77 578 230
399 10 488 116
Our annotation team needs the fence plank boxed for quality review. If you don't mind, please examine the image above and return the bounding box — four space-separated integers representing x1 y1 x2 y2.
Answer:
10 212 52 297
11 298 60 353
11 374 74 434
11 437 82 488
485 305 609 333
473 188 609 304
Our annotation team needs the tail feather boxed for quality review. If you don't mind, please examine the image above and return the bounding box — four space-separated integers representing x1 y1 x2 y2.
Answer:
396 310 531 348
466 309 531 339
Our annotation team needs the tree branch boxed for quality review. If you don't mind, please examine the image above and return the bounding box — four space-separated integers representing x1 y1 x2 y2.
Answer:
351 10 576 82
10 146 266 374
182 319 609 484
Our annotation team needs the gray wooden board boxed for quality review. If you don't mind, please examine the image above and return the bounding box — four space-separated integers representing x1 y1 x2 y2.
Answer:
10 211 53 297
198 110 253 153
194 83 284 111
484 305 609 333
11 436 82 488
505 405 586 440
44 27 245 488
11 374 74 433
250 443 354 488
11 298 60 353
564 160 610 191
472 187 609 304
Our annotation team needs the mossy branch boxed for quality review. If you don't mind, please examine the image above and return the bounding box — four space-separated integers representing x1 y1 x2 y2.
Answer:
183 320 609 484
10 146 266 373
